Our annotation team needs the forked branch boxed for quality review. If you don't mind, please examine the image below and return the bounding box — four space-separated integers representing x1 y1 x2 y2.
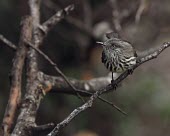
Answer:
1 16 33 135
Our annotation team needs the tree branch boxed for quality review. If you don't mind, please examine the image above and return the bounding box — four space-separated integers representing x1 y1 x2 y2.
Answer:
47 42 170 136
1 16 33 135
11 3 77 136
25 40 86 102
37 72 111 95
24 42 127 115
0 34 17 50
40 4 74 34
33 123 56 132
11 0 41 135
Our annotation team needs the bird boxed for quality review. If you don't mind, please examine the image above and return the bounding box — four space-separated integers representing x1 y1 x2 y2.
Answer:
97 32 137 85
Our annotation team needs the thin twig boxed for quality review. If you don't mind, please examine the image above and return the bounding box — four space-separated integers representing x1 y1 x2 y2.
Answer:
25 40 85 102
0 34 17 50
40 4 74 34
33 123 56 131
48 42 170 136
40 71 127 115
26 42 127 114
98 96 127 115
43 0 97 40
0 34 127 116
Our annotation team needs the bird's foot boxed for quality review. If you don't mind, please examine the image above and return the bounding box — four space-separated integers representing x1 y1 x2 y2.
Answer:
127 68 134 75
111 79 118 90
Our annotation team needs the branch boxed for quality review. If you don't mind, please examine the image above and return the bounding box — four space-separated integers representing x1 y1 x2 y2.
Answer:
38 72 127 115
25 40 85 102
0 34 16 50
24 41 127 115
26 0 41 83
33 95 127 133
11 79 45 136
29 0 40 28
0 35 126 115
1 16 33 135
43 0 98 40
11 0 41 135
33 123 56 132
40 4 74 34
37 72 111 95
48 42 170 136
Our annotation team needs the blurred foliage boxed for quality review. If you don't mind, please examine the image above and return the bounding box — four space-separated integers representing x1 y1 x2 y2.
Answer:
1 0 170 136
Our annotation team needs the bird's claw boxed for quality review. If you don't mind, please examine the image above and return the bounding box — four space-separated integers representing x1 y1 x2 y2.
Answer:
127 68 134 75
111 80 118 90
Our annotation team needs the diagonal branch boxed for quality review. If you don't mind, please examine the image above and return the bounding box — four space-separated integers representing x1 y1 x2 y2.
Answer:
1 16 33 135
23 39 126 114
37 72 127 115
25 41 127 115
40 4 74 34
0 34 17 50
47 42 170 136
25 40 85 102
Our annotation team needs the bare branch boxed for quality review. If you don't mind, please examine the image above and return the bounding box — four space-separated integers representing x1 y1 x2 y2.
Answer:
33 123 56 132
98 97 127 115
40 4 74 34
11 80 45 136
0 35 123 115
38 72 127 115
25 41 86 102
48 42 170 136
47 96 95 136
11 0 41 135
0 34 17 50
2 16 33 135
37 72 111 95
33 96 127 134
29 0 41 27
26 0 41 83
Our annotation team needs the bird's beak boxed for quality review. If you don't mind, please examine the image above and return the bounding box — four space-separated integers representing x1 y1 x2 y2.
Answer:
96 41 105 46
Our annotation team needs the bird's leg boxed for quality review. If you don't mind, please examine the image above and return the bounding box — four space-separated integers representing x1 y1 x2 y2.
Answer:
111 72 117 90
112 72 114 81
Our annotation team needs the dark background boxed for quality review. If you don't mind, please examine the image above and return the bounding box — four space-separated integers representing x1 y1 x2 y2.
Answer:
1 0 170 136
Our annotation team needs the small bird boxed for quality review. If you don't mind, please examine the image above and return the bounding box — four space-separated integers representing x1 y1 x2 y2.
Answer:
97 32 137 84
